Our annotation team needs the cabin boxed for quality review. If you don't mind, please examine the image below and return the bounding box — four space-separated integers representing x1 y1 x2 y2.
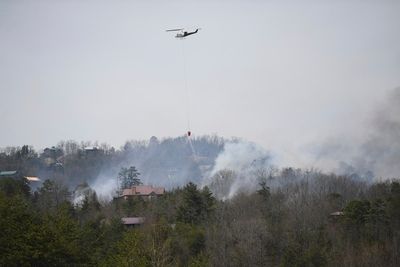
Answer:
121 217 145 228
329 211 344 224
0 170 19 178
330 211 344 217
25 176 40 182
120 185 165 200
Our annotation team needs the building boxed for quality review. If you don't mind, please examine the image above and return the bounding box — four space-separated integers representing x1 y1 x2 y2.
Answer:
24 176 42 190
121 217 145 228
24 176 41 182
329 211 344 224
120 185 165 200
0 170 19 178
330 211 344 217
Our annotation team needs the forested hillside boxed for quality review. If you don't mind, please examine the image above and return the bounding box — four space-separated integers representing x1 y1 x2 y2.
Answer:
1 138 400 266
0 135 225 194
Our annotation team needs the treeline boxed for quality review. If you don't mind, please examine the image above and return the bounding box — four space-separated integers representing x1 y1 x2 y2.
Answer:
0 135 224 188
1 168 400 266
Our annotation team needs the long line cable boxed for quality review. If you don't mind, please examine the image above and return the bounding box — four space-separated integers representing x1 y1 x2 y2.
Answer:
181 39 190 132
180 38 197 158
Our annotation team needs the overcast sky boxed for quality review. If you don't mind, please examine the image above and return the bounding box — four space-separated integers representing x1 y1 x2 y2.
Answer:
1 0 399 166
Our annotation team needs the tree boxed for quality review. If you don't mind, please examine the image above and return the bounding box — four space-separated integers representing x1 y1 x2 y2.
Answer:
35 179 71 213
0 176 30 198
257 179 270 201
0 192 36 266
344 200 370 226
69 183 103 229
0 193 86 266
172 223 206 266
177 183 215 225
201 186 216 217
118 166 142 189
105 230 150 267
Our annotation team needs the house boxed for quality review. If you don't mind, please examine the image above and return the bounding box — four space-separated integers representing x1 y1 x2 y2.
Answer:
84 146 101 155
24 176 42 190
329 211 344 224
0 170 19 178
120 185 165 200
121 217 145 228
330 211 344 217
25 176 41 182
84 146 99 152
42 146 63 161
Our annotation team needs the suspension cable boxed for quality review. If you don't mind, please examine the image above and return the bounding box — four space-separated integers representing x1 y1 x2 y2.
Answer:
180 38 197 157
181 38 191 132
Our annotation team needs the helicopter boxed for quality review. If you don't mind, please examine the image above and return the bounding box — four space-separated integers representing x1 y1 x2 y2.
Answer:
166 28 200 139
166 28 200 39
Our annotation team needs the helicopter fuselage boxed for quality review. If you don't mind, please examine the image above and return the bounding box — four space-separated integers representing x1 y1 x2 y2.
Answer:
175 29 199 39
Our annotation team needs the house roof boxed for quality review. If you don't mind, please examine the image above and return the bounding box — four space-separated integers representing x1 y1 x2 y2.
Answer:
121 217 145 225
25 176 41 182
84 146 99 151
330 211 344 216
122 185 165 197
0 171 18 177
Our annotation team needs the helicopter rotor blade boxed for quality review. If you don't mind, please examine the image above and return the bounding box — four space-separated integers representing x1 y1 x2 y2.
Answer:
166 28 184 32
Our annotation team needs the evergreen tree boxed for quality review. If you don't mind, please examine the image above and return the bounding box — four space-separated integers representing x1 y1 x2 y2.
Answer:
118 166 142 189
177 183 215 224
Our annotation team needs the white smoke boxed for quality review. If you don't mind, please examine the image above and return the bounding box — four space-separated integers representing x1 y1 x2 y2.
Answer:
89 173 118 202
210 141 271 176
204 141 274 199
311 87 400 180
72 183 97 206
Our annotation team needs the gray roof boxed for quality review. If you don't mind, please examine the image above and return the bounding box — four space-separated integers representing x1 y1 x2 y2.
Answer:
330 211 344 216
121 217 145 225
0 171 18 177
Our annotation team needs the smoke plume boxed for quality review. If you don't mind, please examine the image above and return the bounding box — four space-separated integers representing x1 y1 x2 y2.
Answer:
313 87 400 180
88 88 400 201
204 141 274 199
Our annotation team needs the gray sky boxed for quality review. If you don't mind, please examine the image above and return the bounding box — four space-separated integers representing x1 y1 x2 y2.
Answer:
1 0 399 166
